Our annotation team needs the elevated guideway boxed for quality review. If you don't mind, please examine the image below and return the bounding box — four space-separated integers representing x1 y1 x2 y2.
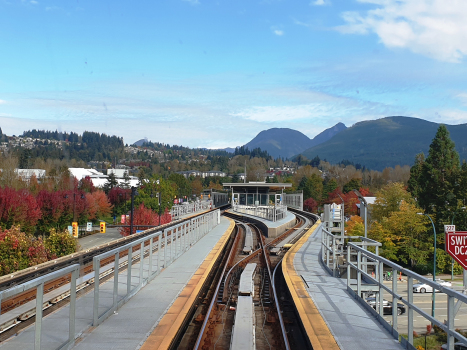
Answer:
0 214 235 350
283 220 404 350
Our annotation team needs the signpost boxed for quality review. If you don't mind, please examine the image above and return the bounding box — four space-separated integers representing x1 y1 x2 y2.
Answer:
444 225 467 270
444 225 467 317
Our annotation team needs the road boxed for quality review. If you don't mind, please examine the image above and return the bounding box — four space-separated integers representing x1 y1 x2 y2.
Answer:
78 227 123 250
378 280 467 334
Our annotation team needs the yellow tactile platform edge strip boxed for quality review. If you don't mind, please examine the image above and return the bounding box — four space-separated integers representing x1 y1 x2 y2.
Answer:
140 218 236 350
282 219 341 350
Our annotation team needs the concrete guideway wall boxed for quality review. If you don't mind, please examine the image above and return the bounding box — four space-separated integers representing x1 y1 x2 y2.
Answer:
282 219 340 350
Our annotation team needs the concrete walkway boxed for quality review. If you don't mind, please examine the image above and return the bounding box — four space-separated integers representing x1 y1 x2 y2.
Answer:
294 223 404 350
0 217 232 350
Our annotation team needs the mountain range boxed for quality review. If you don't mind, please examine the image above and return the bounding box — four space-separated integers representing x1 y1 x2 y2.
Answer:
300 116 467 170
243 123 347 159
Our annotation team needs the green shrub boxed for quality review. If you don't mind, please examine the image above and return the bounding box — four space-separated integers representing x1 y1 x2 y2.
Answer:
45 229 79 259
0 226 48 276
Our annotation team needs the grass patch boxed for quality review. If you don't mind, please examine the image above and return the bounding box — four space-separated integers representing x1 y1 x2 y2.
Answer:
400 334 443 350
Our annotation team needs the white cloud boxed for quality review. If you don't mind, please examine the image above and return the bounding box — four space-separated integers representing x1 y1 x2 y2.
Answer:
45 6 59 11
30 0 38 4
311 0 329 5
336 0 467 63
0 100 6 105
273 30 284 36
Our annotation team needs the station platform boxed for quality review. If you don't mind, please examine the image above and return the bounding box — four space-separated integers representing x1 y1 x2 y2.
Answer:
0 216 234 350
283 221 404 350
225 209 295 238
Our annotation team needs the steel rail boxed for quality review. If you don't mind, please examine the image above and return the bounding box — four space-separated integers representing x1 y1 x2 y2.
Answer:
255 224 291 350
192 223 241 350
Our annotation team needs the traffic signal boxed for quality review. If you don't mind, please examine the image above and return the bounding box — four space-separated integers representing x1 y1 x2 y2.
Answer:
72 222 78 238
100 222 106 233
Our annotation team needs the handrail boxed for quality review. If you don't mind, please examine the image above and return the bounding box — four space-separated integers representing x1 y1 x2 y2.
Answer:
347 241 467 349
93 209 220 326
0 264 80 350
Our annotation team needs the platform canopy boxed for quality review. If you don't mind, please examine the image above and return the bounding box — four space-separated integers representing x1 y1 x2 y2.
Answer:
223 182 292 206
222 182 292 192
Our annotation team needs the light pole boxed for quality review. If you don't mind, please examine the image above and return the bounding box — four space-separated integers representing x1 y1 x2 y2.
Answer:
353 189 367 239
337 193 345 237
418 212 437 320
130 186 138 235
451 207 466 280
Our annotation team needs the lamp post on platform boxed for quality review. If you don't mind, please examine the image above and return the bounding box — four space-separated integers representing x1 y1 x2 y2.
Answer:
353 189 367 239
418 212 437 321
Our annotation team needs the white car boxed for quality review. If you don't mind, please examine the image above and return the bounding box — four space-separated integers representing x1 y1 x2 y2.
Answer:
413 279 452 293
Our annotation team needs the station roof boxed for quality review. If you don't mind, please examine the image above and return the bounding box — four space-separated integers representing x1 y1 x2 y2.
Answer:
223 182 292 191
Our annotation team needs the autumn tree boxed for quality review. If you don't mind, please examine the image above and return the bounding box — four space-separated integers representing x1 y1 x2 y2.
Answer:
371 182 414 223
343 178 361 193
119 204 171 236
303 198 318 212
0 187 41 234
345 216 364 236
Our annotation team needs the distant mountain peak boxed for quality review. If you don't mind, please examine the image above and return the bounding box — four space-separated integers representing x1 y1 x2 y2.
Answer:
242 124 347 159
133 138 148 147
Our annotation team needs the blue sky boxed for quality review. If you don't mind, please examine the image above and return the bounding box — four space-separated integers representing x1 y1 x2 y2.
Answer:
1 0 467 148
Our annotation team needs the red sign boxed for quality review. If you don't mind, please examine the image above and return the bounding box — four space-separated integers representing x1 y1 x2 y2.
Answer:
445 225 467 270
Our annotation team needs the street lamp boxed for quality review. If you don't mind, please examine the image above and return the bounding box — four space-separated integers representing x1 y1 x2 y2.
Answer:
353 189 367 239
337 193 345 237
130 186 138 235
450 207 466 280
417 212 437 320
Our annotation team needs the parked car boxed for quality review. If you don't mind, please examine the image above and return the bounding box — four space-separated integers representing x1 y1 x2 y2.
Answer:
365 297 406 315
413 279 452 293
441 342 467 350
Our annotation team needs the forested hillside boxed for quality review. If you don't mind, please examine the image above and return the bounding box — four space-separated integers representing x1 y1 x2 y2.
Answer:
300 116 467 170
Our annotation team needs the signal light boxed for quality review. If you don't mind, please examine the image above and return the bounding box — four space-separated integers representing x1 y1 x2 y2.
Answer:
72 222 78 238
100 222 106 233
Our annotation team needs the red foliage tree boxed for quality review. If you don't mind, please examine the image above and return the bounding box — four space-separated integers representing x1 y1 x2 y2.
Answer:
304 197 318 213
79 176 96 193
119 205 172 237
322 187 372 216
0 187 41 234
108 187 131 206
86 190 112 220
36 190 67 232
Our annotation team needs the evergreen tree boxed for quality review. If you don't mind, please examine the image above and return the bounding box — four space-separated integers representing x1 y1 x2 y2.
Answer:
231 173 239 183
415 125 460 231
103 172 118 194
407 152 425 200
122 171 131 189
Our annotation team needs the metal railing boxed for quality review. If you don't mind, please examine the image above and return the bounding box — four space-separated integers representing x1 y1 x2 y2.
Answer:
0 210 220 348
321 227 381 277
346 242 467 350
0 264 80 350
93 209 220 326
170 201 210 219
232 204 287 222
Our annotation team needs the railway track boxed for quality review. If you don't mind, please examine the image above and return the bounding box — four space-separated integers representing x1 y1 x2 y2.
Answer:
0 206 229 340
171 210 316 350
